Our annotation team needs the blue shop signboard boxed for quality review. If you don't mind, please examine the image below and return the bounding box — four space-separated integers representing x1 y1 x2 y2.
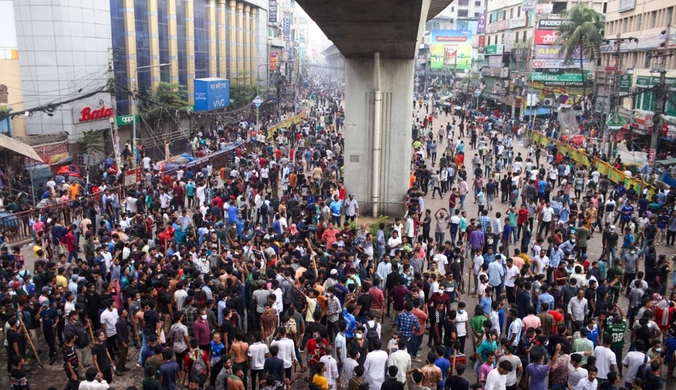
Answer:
194 78 230 111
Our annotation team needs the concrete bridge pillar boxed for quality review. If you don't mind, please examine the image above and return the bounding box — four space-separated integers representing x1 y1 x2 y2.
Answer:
343 57 414 217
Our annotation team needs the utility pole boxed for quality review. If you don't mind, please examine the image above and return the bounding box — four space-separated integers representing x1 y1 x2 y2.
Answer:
107 48 122 170
649 26 672 163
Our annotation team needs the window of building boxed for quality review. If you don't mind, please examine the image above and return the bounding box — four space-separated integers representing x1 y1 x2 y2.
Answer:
523 31 527 42
517 6 521 17
193 0 209 79
552 2 567 14
510 9 513 19
0 85 7 104
475 1 482 6
488 36 491 45
515 31 519 42
602 2 607 14
501 33 505 44
489 14 492 23
475 12 480 17
458 0 468 6
458 9 468 17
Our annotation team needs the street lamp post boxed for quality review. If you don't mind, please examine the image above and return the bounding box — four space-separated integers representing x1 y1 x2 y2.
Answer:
132 63 170 167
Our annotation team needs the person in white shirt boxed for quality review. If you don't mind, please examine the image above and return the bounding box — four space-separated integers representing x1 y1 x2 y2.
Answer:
270 328 296 371
433 253 448 275
79 367 111 390
248 332 269 383
485 359 513 390
363 340 388 390
387 231 402 257
592 334 617 382
572 366 598 390
142 156 151 170
319 352 340 390
99 302 118 351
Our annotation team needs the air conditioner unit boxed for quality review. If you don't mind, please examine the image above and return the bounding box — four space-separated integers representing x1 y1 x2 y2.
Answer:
543 98 554 107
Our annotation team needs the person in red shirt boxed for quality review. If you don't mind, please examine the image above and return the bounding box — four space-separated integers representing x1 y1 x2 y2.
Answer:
184 338 210 384
62 225 78 262
517 204 529 239
275 149 282 161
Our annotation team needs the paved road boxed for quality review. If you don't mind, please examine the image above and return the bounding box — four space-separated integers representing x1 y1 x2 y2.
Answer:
8 109 676 390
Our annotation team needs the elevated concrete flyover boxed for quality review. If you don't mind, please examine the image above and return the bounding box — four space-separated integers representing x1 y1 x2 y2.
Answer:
297 0 452 216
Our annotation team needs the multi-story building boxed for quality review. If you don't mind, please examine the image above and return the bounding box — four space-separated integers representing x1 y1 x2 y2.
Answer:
602 1 676 144
0 0 25 137
13 0 269 145
426 0 486 31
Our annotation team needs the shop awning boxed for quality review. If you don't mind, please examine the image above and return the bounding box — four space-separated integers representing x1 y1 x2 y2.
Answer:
523 107 552 117
0 133 43 162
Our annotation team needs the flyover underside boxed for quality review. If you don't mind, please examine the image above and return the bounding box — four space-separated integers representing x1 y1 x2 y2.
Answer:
343 58 414 216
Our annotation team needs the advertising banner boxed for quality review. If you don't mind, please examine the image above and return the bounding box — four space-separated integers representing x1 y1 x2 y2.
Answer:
496 20 508 31
618 0 636 12
116 114 139 127
531 73 584 82
534 45 585 60
522 0 536 12
430 30 473 70
509 16 527 29
270 52 278 71
283 17 291 40
478 35 486 53
534 30 561 45
489 56 502 68
269 0 277 23
477 13 486 33
194 78 230 112
483 44 503 55
531 59 586 68
535 3 553 15
538 19 564 30
619 74 632 93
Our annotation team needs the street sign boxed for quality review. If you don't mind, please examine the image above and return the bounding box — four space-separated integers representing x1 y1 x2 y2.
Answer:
252 95 264 108
124 168 142 186
606 113 627 130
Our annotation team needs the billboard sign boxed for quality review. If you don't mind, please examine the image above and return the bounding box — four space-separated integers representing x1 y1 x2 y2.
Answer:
194 78 230 111
530 73 585 82
430 30 473 70
483 44 503 55
531 59 587 68
618 0 636 12
75 104 113 124
534 30 561 45
477 13 486 33
116 114 139 126
509 16 528 29
523 0 536 12
536 3 554 15
478 36 486 53
269 0 277 23
534 45 585 60
538 19 564 30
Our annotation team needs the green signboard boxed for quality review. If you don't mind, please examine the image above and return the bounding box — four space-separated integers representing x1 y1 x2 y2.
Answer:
606 113 627 129
619 74 632 93
117 114 139 126
484 45 499 55
635 75 676 89
530 72 586 82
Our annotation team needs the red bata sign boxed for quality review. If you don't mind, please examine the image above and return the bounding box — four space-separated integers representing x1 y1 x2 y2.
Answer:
79 105 113 123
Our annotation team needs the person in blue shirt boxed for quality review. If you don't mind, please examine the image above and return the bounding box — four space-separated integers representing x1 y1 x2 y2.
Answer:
433 346 451 390
342 304 357 339
584 319 599 348
329 197 343 227
37 300 59 362
537 285 555 314
480 284 493 316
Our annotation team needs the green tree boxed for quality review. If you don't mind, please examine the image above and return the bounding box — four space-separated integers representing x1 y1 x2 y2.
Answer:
554 4 604 115
140 82 191 121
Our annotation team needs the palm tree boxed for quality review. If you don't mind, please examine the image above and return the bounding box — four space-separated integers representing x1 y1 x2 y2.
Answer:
554 4 604 116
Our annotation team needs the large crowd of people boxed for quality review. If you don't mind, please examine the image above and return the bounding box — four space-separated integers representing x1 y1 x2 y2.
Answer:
0 74 674 390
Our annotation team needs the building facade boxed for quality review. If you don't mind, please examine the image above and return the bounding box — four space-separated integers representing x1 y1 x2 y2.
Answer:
601 1 676 141
13 0 268 143
0 0 25 137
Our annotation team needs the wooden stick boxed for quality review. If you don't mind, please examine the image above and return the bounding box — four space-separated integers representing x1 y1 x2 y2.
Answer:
19 318 43 369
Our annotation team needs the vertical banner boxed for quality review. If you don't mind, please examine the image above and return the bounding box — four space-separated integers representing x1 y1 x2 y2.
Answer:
268 0 277 23
478 35 486 53
477 13 486 33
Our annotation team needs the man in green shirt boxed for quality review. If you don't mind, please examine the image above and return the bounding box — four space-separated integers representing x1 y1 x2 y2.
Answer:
605 305 627 376
470 305 487 353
